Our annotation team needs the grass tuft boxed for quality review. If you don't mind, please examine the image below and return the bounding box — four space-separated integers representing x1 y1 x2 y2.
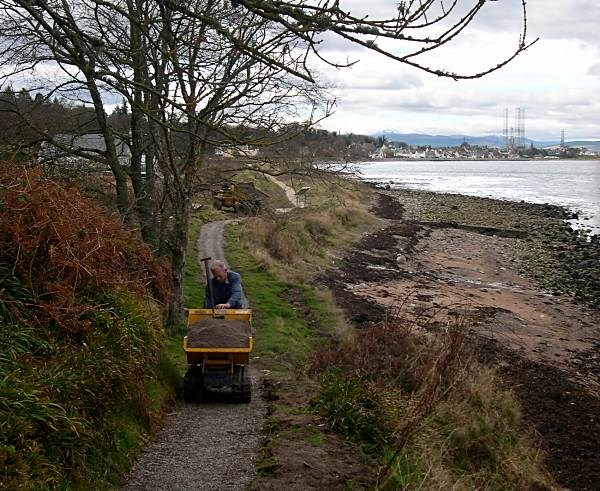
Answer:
312 371 387 452
311 307 553 490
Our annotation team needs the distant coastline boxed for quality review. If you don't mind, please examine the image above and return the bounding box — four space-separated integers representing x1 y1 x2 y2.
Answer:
360 156 599 163
357 159 600 234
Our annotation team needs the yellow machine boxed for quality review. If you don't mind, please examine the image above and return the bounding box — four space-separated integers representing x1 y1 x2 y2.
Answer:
183 308 253 403
212 182 266 214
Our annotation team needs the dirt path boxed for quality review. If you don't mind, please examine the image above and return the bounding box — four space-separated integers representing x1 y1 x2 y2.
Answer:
266 175 302 210
197 220 248 307
122 220 265 490
197 220 230 267
322 193 600 490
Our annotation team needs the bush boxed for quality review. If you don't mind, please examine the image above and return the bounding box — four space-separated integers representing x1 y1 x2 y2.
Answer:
0 163 177 489
0 163 173 335
311 306 468 399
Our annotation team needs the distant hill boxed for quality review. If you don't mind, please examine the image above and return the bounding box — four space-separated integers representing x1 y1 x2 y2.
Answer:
375 131 509 148
555 140 600 152
374 131 598 150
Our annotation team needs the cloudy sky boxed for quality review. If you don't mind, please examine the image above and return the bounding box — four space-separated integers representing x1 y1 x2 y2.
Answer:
315 0 599 141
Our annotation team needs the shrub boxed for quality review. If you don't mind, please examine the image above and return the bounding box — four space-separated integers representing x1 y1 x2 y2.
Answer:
0 163 177 489
0 163 173 335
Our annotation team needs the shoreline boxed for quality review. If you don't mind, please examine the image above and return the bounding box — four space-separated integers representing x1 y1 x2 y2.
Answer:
384 187 600 307
363 181 600 235
353 159 600 232
322 189 599 489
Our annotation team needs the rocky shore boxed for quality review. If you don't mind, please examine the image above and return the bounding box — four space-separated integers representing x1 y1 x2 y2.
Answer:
386 188 600 309
321 189 600 489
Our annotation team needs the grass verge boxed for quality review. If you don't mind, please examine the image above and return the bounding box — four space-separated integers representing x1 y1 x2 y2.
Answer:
225 222 323 373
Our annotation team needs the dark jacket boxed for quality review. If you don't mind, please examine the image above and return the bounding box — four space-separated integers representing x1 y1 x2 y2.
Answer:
205 271 244 308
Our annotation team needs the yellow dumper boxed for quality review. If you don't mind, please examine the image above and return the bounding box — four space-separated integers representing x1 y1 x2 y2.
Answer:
211 182 267 214
183 308 253 403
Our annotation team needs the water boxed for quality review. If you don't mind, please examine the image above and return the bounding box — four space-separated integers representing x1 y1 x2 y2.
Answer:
358 160 600 233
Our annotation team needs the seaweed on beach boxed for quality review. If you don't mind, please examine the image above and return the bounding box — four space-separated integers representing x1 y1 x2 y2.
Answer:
385 189 600 309
518 223 600 308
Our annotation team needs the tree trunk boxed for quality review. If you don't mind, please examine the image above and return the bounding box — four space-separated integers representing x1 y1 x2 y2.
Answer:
85 75 132 220
166 197 190 329
129 0 158 249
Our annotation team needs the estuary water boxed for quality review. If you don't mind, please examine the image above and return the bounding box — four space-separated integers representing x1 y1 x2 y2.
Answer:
358 159 600 233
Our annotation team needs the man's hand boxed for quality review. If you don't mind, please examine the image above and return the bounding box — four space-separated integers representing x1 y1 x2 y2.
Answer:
215 303 231 309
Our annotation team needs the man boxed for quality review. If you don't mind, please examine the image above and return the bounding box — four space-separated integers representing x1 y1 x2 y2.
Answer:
205 260 244 309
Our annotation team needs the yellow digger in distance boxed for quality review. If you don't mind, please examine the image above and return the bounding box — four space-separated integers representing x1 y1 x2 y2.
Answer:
212 182 267 215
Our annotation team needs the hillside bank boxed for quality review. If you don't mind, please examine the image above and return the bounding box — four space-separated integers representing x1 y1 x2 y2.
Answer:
0 165 180 489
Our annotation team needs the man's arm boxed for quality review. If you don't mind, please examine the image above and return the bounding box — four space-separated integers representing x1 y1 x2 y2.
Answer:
225 272 243 308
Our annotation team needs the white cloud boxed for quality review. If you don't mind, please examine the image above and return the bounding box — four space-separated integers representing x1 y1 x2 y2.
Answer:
476 0 600 47
314 0 600 139
588 62 600 77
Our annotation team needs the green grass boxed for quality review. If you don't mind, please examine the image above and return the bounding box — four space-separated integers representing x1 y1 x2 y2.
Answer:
311 351 552 490
312 371 388 453
379 448 423 491
225 223 325 373
0 289 186 490
304 428 325 446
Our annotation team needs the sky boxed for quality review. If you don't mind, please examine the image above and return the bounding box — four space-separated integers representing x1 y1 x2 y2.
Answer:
314 0 600 141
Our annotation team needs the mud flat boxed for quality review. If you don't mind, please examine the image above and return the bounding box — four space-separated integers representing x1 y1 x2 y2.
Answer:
322 190 600 490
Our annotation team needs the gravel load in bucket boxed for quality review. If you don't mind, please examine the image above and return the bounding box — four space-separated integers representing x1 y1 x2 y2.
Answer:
187 318 251 348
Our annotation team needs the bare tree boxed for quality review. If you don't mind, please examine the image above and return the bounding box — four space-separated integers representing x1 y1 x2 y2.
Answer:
0 0 331 323
0 0 535 324
168 0 536 81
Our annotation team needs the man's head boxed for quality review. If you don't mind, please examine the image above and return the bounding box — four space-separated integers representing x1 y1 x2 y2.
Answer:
210 260 228 283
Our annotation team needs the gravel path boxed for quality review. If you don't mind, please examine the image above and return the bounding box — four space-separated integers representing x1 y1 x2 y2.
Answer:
197 219 248 307
197 221 230 267
122 219 265 490
266 175 301 210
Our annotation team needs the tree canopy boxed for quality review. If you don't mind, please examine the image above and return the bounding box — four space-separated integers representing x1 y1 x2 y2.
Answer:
0 0 535 323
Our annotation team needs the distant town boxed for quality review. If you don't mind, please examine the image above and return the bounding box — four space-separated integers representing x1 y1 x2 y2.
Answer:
369 139 600 161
